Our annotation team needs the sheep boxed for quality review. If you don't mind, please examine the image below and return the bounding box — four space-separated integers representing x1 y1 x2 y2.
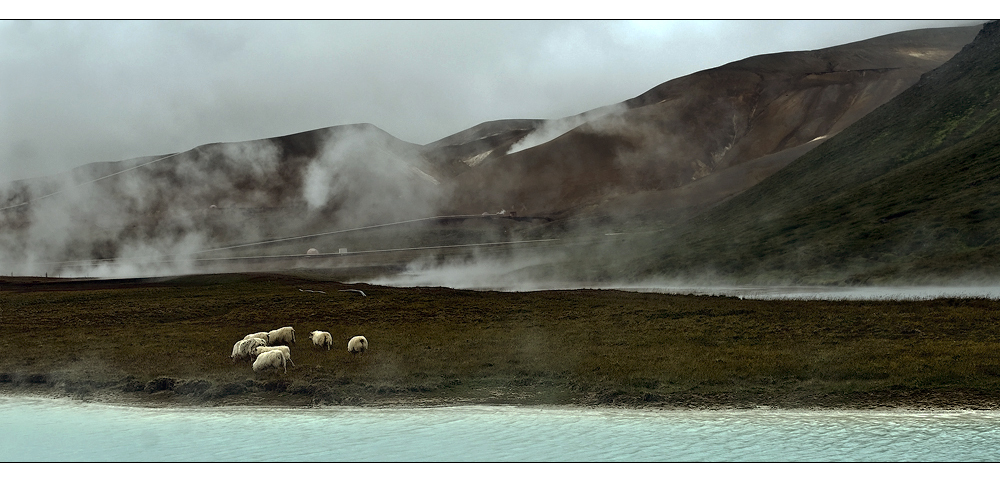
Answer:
253 345 295 366
231 337 268 363
309 330 333 350
243 332 270 343
348 335 368 355
252 349 287 374
267 326 295 346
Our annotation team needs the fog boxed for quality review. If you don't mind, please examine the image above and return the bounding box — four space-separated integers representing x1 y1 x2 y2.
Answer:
0 125 451 278
0 19 990 288
366 254 1000 300
367 252 571 292
507 104 629 155
1 20 980 183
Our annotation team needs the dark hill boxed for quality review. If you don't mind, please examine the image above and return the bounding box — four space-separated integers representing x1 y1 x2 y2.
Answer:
443 25 981 220
625 21 1000 285
420 119 544 178
0 24 985 279
0 123 447 272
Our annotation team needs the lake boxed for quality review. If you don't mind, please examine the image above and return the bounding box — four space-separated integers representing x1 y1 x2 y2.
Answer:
2 396 999 462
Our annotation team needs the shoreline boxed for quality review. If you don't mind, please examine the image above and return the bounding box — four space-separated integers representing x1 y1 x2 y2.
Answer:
4 390 999 412
4 377 1000 412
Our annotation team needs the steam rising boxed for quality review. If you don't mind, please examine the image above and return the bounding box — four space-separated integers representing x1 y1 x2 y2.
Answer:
0 22 988 293
0 125 450 278
367 251 570 292
301 126 443 226
506 104 629 154
366 254 1000 300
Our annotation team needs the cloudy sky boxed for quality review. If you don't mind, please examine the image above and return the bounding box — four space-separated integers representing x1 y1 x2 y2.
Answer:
0 19 984 183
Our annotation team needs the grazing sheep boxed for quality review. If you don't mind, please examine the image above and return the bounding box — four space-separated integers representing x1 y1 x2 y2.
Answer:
309 330 333 350
243 332 270 343
253 345 295 366
348 335 368 355
232 337 268 363
268 326 295 346
252 349 287 374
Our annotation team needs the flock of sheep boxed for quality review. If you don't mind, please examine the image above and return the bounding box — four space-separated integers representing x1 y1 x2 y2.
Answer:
230 326 369 375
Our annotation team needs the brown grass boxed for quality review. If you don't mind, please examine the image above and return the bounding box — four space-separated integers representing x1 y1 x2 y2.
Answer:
2 273 1000 409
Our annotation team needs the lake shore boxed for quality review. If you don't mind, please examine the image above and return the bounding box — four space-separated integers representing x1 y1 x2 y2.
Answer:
3 272 1000 410
4 382 1000 411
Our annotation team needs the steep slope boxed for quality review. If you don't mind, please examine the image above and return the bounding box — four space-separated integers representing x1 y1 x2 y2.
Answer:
629 21 1000 285
442 25 981 220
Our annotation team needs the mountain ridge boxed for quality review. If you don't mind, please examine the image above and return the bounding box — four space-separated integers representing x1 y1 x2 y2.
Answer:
441 25 982 219
0 23 988 280
619 20 1000 285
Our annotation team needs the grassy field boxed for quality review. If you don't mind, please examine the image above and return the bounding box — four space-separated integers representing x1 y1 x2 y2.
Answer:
2 272 1000 409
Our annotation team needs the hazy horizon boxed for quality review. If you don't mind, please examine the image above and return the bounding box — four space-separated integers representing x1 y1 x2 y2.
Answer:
0 20 982 183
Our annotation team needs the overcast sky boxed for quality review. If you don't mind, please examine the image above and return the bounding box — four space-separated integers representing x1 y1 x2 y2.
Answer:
0 19 984 183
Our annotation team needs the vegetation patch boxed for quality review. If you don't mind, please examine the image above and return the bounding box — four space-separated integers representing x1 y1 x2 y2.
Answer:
3 273 1000 409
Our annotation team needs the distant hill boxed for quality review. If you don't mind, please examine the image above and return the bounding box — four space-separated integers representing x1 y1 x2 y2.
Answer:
0 123 445 272
621 20 1000 285
0 24 986 279
441 25 981 221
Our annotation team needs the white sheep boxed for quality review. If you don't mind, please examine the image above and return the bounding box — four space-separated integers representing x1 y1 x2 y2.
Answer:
268 326 295 346
252 349 287 374
231 337 268 363
309 330 333 350
348 335 368 355
253 345 295 366
243 332 270 343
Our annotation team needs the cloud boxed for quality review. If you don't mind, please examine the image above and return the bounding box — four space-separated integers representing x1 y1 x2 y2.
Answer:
0 121 456 277
299 125 445 226
0 20 980 184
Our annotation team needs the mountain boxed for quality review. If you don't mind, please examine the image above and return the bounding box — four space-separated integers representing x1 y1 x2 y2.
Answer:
0 123 446 272
617 20 1000 285
0 24 986 279
440 25 981 221
419 119 545 178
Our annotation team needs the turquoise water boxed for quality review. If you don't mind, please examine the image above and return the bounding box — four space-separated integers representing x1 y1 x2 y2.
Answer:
2 396 999 462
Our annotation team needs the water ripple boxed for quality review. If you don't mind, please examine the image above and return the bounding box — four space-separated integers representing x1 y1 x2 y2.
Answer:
2 397 999 462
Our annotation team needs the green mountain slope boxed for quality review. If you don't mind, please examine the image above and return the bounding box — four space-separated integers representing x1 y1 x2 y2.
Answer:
632 21 1000 285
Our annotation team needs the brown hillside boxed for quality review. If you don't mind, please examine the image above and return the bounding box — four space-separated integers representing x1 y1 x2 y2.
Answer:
442 25 981 219
0 25 983 275
0 123 446 271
